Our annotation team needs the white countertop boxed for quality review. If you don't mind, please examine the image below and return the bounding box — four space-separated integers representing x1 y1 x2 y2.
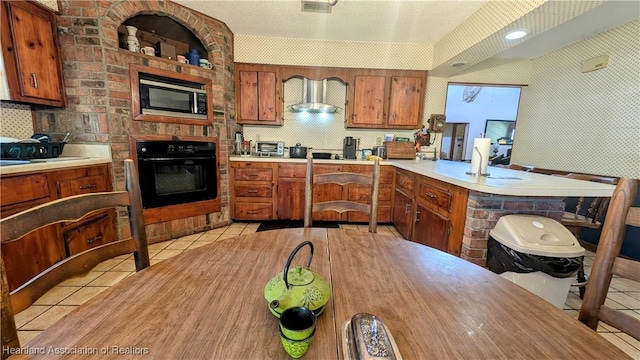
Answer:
0 144 112 176
230 156 616 197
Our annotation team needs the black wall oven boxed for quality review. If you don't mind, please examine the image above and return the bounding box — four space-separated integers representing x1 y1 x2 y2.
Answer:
136 140 217 209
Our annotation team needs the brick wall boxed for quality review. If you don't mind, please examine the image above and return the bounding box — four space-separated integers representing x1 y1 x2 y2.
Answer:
33 0 238 241
461 191 565 266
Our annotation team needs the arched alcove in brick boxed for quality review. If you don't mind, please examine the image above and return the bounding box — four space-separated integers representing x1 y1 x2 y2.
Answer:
99 0 227 62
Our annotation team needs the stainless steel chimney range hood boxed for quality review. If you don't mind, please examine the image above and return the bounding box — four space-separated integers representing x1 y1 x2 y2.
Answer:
290 78 339 113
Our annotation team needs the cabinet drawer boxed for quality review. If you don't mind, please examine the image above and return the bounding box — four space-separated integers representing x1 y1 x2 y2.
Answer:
347 205 391 223
235 184 272 198
235 168 273 181
396 171 414 193
347 187 391 202
56 175 108 197
234 203 273 220
342 166 393 184
418 182 452 212
63 212 116 256
278 164 342 178
0 174 50 207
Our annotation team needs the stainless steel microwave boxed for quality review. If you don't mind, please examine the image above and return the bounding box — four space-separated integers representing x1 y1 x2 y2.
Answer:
255 141 284 157
139 74 207 119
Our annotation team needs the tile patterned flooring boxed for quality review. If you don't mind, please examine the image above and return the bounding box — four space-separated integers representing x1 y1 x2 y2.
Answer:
14 223 640 358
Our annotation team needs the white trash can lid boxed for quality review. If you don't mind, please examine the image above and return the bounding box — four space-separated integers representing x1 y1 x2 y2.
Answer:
489 215 585 258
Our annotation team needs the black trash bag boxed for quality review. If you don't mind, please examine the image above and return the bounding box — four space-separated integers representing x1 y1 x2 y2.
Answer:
486 237 583 278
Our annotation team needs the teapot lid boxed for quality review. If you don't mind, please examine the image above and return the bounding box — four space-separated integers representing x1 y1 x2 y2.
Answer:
287 266 314 286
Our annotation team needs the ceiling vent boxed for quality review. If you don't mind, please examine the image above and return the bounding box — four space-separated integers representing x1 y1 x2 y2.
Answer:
301 1 332 14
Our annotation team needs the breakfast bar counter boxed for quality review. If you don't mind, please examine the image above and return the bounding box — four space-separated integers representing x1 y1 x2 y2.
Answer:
7 228 629 359
230 156 616 197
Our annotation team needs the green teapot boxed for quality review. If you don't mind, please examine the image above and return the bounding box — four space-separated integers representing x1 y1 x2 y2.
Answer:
264 241 331 318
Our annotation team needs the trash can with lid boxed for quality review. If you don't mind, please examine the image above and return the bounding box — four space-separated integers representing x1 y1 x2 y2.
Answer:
487 215 584 308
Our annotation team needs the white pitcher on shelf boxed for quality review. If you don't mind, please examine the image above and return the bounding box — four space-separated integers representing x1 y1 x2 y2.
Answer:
125 25 140 52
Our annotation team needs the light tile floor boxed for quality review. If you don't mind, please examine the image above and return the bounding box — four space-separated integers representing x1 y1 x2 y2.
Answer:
14 223 640 358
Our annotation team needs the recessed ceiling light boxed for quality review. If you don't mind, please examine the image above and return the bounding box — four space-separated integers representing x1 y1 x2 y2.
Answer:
505 30 527 40
451 61 466 67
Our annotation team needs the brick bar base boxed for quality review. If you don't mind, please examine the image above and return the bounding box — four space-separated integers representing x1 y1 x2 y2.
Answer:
461 190 565 267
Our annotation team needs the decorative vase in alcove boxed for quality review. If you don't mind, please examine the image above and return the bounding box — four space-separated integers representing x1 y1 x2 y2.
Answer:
125 26 140 52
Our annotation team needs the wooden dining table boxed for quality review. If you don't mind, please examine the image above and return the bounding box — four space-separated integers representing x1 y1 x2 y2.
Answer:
9 228 629 359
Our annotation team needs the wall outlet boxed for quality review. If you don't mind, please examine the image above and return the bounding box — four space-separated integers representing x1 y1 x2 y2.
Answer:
581 55 609 73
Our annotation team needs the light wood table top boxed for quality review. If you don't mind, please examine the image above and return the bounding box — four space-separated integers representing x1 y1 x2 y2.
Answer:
10 228 629 359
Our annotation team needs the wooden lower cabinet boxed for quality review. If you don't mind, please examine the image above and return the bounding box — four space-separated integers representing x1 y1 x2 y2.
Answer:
277 179 305 220
62 211 117 256
391 168 468 256
393 188 414 239
414 204 450 252
1 164 116 291
2 226 63 291
231 161 394 223
276 163 343 221
230 162 277 220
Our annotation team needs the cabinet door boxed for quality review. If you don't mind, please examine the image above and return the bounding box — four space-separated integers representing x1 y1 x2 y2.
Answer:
239 71 259 121
388 76 422 127
277 179 305 220
414 204 450 252
351 75 386 126
393 189 414 240
236 64 281 125
1 1 64 105
258 71 277 121
2 226 63 292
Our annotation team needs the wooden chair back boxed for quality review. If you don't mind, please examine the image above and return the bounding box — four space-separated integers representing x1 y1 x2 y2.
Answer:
578 178 640 341
552 173 617 233
304 155 381 233
1 159 150 356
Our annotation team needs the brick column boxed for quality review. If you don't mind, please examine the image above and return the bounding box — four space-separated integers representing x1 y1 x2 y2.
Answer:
461 191 565 266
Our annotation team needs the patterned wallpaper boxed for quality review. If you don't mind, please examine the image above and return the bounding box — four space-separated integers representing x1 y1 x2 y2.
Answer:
0 103 33 139
33 0 58 12
234 35 432 70
513 20 639 178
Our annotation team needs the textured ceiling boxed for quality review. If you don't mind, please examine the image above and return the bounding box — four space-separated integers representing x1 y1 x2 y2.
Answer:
173 0 487 43
174 0 639 76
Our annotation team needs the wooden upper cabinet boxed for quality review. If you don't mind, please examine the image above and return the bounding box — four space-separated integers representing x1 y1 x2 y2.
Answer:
351 74 386 126
0 1 65 106
235 63 282 125
388 76 423 127
347 69 427 129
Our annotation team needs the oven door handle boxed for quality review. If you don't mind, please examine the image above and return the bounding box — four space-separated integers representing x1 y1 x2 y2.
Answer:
138 157 214 161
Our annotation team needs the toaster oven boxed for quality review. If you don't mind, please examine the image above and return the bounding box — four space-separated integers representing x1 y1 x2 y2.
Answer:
255 141 284 157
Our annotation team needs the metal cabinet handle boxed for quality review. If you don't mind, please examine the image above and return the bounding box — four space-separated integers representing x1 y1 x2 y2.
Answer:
404 203 411 214
425 192 436 199
415 210 420 222
86 235 103 244
247 174 258 177
80 184 97 190
247 190 258 193
247 211 258 214
376 111 380 119
30 73 38 88
393 112 397 120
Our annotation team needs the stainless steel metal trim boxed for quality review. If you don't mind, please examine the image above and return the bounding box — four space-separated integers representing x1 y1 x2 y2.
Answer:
140 79 206 93
141 108 207 119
